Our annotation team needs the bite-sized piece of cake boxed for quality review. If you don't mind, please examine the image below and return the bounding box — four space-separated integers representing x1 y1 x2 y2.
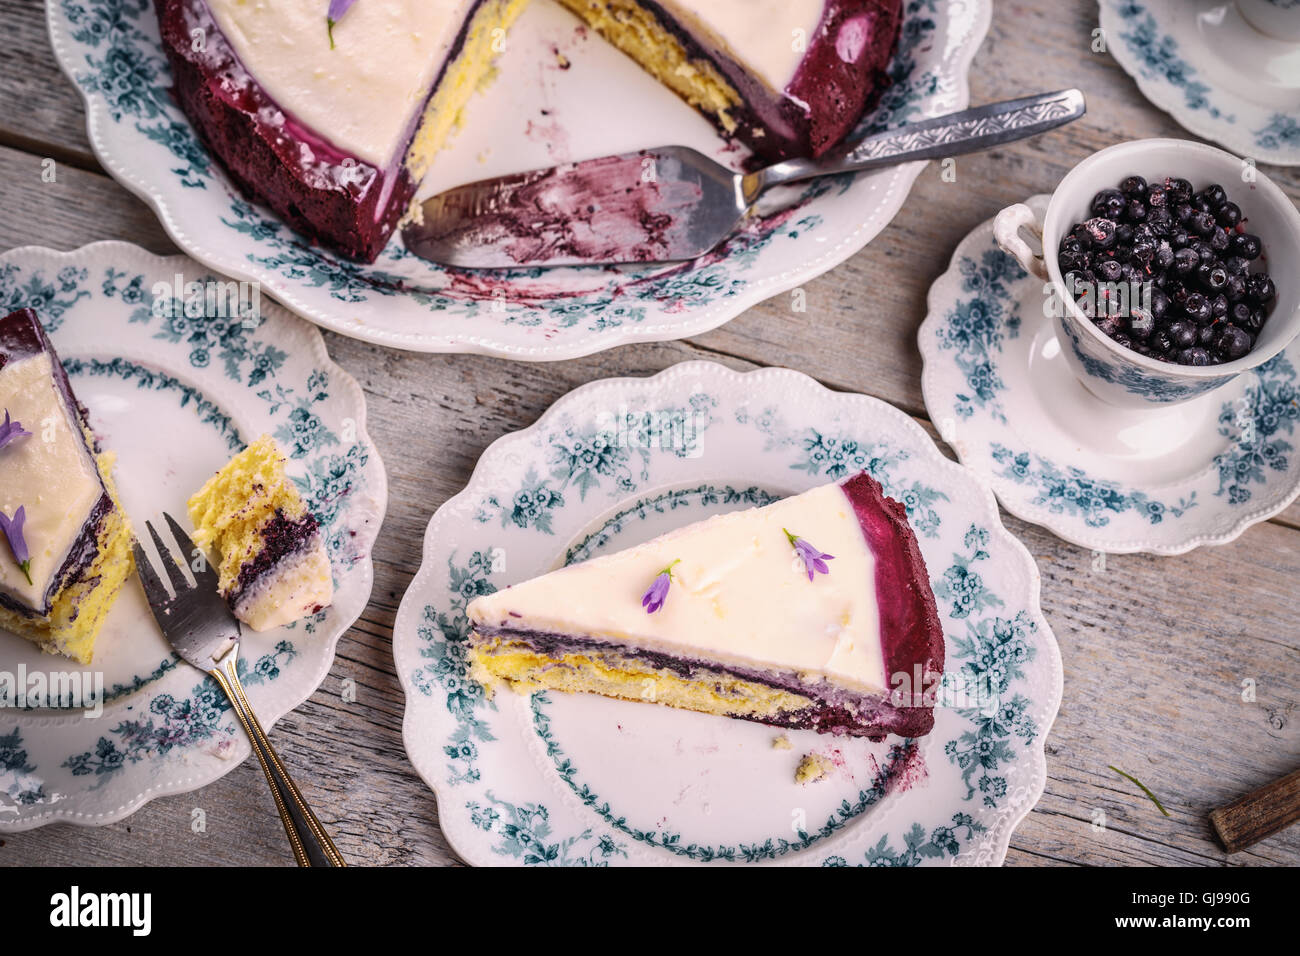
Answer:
467 471 944 738
0 309 134 664
556 0 903 162
156 0 530 262
187 435 333 631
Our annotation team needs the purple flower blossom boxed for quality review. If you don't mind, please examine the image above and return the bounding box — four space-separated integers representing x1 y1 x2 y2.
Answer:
641 559 680 614
0 506 32 586
784 528 834 581
0 410 31 451
327 0 359 48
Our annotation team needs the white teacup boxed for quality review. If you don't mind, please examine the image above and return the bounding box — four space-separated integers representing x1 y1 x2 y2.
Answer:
994 138 1300 409
1238 0 1300 42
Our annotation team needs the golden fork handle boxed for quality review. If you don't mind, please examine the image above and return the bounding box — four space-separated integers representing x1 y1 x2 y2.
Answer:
209 655 347 867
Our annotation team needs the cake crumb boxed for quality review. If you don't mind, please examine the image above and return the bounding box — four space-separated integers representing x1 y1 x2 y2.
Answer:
795 752 832 784
771 734 792 751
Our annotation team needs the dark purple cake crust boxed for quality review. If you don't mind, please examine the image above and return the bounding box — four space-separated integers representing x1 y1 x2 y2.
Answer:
0 309 113 618
227 509 320 608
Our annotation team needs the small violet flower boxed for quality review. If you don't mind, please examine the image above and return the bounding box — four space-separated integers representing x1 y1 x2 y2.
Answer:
0 410 31 451
327 0 359 49
0 506 32 586
641 559 680 614
785 528 834 581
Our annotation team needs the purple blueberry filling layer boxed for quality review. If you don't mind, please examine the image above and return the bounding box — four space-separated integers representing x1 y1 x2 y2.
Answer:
227 510 321 607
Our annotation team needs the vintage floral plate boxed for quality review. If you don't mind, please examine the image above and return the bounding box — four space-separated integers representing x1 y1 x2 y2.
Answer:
48 0 989 358
919 195 1300 555
1100 0 1300 166
394 362 1061 866
0 242 386 830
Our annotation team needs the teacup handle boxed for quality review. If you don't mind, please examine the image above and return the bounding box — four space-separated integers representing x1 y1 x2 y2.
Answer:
993 203 1050 280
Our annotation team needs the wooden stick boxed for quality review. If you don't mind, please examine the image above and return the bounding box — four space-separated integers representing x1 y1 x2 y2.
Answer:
1209 768 1300 853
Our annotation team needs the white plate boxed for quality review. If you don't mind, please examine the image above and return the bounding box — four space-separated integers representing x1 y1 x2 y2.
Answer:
919 195 1300 554
394 362 1062 865
47 0 989 358
0 242 386 830
1100 0 1300 166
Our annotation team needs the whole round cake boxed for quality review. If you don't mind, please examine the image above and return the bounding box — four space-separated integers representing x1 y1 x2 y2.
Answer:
156 0 903 262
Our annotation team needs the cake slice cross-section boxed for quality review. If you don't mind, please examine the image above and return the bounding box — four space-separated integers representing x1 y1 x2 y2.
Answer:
0 309 134 664
467 470 944 738
187 435 334 632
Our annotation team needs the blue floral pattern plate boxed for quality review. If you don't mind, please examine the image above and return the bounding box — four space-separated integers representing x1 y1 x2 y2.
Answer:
1100 0 1300 166
47 0 990 358
0 242 386 830
919 195 1300 555
393 362 1061 865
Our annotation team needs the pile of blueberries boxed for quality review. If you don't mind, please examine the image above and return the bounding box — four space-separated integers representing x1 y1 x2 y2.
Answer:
1058 176 1276 366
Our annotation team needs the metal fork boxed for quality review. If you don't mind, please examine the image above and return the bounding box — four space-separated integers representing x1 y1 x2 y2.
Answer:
132 513 346 867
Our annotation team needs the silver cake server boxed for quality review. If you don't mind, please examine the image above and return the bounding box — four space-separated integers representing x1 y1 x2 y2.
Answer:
402 88 1085 269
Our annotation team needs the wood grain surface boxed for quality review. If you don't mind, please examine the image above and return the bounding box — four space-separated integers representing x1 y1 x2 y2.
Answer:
0 0 1296 867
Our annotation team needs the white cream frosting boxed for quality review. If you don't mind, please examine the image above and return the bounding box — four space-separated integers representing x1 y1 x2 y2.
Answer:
658 0 829 94
204 0 475 167
468 481 888 695
0 353 104 611
233 536 334 632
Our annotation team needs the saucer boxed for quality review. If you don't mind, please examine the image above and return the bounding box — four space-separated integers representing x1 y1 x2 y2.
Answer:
1100 0 1300 166
919 195 1300 555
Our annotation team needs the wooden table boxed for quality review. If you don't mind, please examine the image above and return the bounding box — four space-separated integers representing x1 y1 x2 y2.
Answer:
1 0 1297 867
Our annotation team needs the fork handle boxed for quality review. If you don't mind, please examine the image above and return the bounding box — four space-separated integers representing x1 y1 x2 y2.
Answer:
210 657 347 867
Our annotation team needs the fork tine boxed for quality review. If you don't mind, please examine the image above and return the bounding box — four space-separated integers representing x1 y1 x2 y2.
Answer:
146 519 193 594
163 512 219 589
131 538 172 607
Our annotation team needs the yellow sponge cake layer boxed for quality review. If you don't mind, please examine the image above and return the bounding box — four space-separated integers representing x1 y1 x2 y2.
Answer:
405 0 533 185
556 0 742 133
469 638 813 720
188 435 333 632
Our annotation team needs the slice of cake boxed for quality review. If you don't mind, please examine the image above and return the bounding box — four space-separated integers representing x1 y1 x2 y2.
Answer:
467 471 944 738
555 1 903 162
157 0 901 262
187 435 334 631
157 0 531 262
0 309 134 664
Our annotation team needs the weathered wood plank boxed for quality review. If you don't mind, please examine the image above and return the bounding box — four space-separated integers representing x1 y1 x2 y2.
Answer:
0 0 1297 867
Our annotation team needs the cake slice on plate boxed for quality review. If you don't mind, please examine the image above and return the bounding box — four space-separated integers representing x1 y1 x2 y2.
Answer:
188 435 334 631
0 309 134 664
467 471 944 738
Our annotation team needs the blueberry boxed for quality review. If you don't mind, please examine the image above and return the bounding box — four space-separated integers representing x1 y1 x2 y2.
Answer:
1203 266 1228 292
1174 202 1196 224
1097 258 1123 282
1198 323 1217 346
1190 210 1217 236
1224 255 1249 275
1246 273 1276 304
1168 319 1196 348
1215 324 1252 360
1086 217 1117 249
1126 200 1148 224
1200 184 1227 209
1231 302 1253 326
1208 227 1230 252
1151 289 1170 319
1216 202 1242 229
1171 228 1190 248
1120 175 1148 198
1167 178 1193 202
1154 241 1175 271
1150 329 1173 354
1116 223 1135 246
1091 189 1127 220
1180 347 1212 366
1174 247 1199 274
1211 293 1229 318
1148 183 1168 207
1250 307 1269 332
1095 316 1121 338
1232 233 1262 260
1184 292 1212 323
1129 308 1155 338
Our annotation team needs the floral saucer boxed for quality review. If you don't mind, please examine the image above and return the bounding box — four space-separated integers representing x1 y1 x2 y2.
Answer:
0 242 386 830
1100 0 1300 166
48 0 989 357
394 362 1061 866
919 195 1300 555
